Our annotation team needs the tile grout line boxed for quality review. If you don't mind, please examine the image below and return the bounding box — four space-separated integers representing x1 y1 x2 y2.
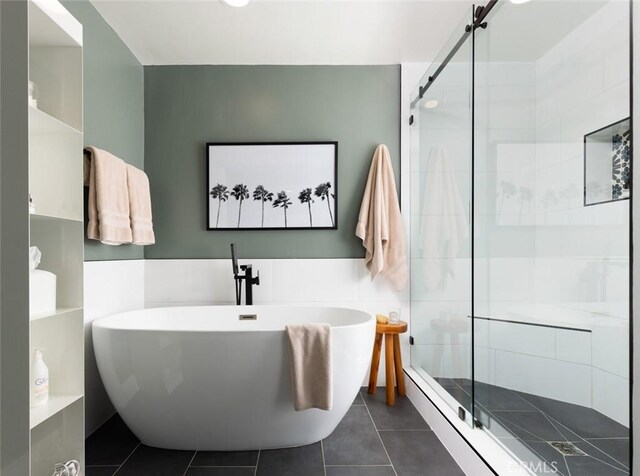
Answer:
586 437 630 440
253 449 261 476
529 402 630 473
377 429 431 432
361 391 398 476
320 439 327 476
491 414 554 443
562 454 572 476
514 439 570 476
183 450 197 476
324 465 395 467
112 442 141 475
548 417 630 471
580 452 630 474
189 466 257 468
459 379 631 475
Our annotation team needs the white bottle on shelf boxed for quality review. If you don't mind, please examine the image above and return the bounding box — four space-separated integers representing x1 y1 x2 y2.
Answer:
30 348 49 408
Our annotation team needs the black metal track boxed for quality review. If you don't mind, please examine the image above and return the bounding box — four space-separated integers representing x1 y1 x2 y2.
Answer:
410 0 498 110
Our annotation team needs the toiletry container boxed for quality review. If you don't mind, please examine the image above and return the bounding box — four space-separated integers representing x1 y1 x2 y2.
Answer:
29 246 56 317
31 349 49 408
30 270 56 317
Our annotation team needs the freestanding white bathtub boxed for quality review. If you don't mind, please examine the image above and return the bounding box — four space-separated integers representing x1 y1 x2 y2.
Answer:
92 305 375 451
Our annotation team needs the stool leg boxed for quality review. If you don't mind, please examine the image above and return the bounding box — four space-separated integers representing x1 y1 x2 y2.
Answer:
368 334 383 394
393 334 405 396
385 334 395 406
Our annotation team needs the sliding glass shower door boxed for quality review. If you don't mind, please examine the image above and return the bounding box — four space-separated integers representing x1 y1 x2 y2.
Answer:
409 6 474 426
473 1 631 474
410 1 631 472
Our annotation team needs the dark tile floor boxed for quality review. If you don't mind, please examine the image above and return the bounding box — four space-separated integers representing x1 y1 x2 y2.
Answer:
85 388 464 476
436 378 630 476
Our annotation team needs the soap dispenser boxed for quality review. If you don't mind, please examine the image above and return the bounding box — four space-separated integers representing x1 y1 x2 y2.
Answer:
30 348 49 408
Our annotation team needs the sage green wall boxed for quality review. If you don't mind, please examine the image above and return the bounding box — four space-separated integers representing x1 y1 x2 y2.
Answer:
144 65 400 259
64 0 144 261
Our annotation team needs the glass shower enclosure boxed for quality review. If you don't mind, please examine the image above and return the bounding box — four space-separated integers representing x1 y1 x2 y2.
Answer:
409 1 631 474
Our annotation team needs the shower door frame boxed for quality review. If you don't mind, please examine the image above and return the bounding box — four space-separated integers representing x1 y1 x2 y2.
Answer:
409 0 635 472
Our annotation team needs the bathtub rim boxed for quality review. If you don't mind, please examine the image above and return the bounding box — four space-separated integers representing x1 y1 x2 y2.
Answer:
92 304 376 333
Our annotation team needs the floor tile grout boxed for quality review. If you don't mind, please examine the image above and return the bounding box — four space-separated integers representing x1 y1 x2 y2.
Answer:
325 464 394 467
320 438 327 476
183 450 197 475
253 449 261 476
361 390 399 476
112 441 141 475
87 391 457 476
547 415 630 471
377 428 432 432
586 437 630 440
441 378 630 475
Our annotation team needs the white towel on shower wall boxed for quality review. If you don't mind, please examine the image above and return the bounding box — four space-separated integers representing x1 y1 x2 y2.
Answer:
420 147 469 290
285 323 332 411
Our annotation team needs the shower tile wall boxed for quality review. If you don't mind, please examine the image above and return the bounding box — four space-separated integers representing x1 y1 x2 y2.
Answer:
535 0 629 425
474 0 629 426
143 258 410 387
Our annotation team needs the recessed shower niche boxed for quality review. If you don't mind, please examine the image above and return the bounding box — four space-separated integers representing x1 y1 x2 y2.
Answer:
584 117 631 206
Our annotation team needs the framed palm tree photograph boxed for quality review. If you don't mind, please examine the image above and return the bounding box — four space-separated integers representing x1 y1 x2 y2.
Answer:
206 142 338 230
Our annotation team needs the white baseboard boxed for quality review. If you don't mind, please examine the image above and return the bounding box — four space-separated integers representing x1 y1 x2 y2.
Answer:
404 367 532 476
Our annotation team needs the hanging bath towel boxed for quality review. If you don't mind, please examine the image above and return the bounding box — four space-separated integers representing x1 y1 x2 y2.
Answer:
419 147 469 290
85 147 133 245
126 164 155 245
355 144 408 291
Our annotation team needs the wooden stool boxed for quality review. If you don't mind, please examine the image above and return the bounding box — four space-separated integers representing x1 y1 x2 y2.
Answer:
367 321 408 406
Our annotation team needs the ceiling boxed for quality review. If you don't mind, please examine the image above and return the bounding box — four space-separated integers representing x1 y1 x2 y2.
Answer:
90 0 609 66
90 0 472 65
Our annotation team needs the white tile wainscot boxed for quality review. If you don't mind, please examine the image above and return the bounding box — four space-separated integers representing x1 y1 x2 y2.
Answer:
84 260 145 436
144 258 410 386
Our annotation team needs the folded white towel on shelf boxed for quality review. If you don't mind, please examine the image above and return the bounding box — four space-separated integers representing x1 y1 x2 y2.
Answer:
84 146 132 245
285 323 333 411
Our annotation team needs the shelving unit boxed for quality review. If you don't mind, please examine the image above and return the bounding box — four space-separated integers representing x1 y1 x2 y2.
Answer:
27 0 84 474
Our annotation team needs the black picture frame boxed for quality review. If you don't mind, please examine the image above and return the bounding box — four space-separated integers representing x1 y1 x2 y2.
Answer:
205 141 339 231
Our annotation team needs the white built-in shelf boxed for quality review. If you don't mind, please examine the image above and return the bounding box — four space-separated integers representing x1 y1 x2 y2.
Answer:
30 306 82 323
30 394 83 429
30 213 82 224
28 0 82 47
27 0 84 473
29 106 82 136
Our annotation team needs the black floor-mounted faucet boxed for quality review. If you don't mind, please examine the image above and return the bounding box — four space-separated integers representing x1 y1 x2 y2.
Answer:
230 243 260 305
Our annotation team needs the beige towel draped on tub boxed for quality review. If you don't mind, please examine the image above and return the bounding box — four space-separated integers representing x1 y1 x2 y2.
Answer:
356 144 408 291
84 147 132 245
285 323 332 411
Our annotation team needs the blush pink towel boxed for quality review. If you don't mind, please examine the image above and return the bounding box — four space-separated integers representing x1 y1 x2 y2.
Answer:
285 323 332 411
355 144 408 291
126 164 155 245
84 147 132 245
